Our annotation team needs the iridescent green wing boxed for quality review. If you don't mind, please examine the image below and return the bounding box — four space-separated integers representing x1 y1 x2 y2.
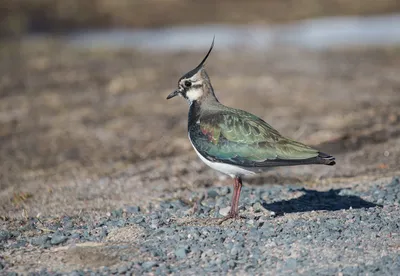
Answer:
191 109 319 166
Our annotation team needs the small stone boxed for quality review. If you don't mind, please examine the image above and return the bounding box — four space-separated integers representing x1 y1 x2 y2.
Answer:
125 206 141 213
202 248 215 258
111 209 123 218
155 267 164 275
0 230 11 242
226 229 238 237
219 187 230 196
31 235 50 246
214 257 223 266
201 198 216 208
134 217 145 224
219 206 230 217
342 266 360 274
142 261 158 271
206 264 219 272
120 255 129 261
10 231 20 238
99 228 108 239
252 202 263 213
116 219 126 228
70 233 81 239
386 194 396 202
389 176 399 186
245 264 255 271
50 234 68 245
207 190 219 198
190 245 201 253
246 219 255 226
11 239 27 248
175 248 188 259
150 219 160 229
118 265 129 274
284 258 297 270
230 246 239 256
63 220 74 230
215 197 225 207
255 220 264 228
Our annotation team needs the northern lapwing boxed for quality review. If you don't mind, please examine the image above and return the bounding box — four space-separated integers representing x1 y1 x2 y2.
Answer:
167 39 335 220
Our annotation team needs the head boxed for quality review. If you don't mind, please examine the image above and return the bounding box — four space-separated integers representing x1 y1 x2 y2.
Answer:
167 38 217 104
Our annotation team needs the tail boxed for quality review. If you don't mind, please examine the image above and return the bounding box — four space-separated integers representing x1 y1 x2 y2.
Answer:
316 151 336 166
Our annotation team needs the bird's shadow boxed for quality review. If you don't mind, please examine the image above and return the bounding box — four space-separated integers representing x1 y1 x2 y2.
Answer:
261 188 381 216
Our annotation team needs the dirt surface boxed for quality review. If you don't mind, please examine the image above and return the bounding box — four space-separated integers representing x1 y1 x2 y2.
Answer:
0 38 400 274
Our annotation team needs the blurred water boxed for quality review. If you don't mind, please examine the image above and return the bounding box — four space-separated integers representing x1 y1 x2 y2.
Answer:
68 14 400 51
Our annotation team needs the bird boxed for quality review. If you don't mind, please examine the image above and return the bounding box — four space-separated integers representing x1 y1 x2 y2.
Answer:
166 38 336 221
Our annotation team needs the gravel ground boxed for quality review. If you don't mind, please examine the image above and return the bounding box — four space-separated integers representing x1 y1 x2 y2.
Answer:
2 176 399 275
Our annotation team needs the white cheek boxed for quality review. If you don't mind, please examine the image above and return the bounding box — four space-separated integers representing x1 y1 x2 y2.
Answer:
186 88 203 101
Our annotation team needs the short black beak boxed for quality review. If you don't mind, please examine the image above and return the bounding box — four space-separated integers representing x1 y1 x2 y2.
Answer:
166 90 179 100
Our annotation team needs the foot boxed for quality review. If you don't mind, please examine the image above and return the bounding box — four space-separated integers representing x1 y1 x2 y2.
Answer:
218 211 244 224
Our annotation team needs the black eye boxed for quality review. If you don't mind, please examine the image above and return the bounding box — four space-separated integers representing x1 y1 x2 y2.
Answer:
184 80 192 87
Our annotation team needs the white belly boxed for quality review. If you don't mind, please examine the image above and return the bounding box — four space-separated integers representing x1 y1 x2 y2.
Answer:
190 140 256 178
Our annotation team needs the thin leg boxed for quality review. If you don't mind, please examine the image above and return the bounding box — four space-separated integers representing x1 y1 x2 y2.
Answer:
229 176 242 218
219 176 243 223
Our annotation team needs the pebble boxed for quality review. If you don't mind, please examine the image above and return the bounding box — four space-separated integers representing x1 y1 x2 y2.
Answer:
142 261 158 271
201 198 216 208
230 246 240 256
63 220 74 230
219 206 231 216
228 260 236 269
50 234 68 245
284 258 298 270
219 187 230 196
10 239 27 248
175 248 188 259
389 176 399 186
30 235 50 246
134 217 145 224
125 206 141 213
207 190 219 198
252 202 263 213
0 230 12 242
111 209 123 217
246 219 255 226
118 265 129 274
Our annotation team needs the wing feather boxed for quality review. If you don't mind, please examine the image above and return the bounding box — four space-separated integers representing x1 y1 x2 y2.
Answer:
192 109 319 166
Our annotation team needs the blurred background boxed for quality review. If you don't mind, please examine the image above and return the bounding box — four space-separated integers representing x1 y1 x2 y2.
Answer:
1 0 400 216
1 0 400 36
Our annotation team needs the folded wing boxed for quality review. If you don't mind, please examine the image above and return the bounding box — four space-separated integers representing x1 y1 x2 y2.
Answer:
190 109 332 167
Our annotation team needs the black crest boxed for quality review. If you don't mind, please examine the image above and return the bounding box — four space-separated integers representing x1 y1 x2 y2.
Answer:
181 37 215 80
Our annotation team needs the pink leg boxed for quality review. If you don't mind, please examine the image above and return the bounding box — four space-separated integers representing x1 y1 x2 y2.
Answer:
229 176 242 218
219 176 243 223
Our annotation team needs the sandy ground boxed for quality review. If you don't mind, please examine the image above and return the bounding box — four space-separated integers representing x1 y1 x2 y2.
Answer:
0 38 400 273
